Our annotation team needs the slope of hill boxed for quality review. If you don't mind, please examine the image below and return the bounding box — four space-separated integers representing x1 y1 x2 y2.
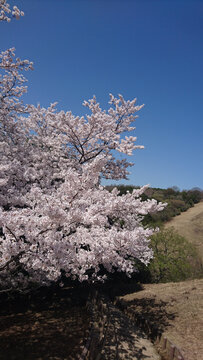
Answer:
165 202 203 261
118 278 203 360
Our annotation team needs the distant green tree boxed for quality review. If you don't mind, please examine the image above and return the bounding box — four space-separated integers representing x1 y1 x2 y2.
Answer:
147 228 203 283
172 186 180 192
181 189 202 206
164 188 177 197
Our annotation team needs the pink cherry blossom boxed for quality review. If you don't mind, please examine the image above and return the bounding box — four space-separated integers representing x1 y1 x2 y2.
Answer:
0 2 166 291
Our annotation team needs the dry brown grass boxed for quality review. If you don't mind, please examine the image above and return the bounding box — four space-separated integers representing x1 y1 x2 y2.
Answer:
165 201 203 261
119 279 203 360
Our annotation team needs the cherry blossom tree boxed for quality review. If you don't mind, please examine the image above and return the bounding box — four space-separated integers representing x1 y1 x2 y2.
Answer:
0 0 24 21
0 1 166 292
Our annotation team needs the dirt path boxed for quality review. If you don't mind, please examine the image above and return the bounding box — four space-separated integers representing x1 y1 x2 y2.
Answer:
119 279 203 360
0 289 161 360
101 302 161 360
165 201 203 260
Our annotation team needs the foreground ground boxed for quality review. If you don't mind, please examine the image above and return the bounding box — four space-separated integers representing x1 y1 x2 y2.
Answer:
165 201 203 261
0 288 89 360
100 301 161 360
0 286 161 360
119 278 203 360
0 279 202 359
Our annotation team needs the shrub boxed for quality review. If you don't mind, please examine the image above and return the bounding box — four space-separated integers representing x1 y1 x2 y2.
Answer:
147 228 203 283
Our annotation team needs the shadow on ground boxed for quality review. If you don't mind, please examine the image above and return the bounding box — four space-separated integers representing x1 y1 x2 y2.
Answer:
117 296 177 341
0 287 90 360
100 303 160 360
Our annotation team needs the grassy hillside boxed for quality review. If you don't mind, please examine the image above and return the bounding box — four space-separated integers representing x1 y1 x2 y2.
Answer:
165 202 203 261
118 279 203 360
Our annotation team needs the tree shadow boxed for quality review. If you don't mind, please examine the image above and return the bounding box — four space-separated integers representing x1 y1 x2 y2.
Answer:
0 303 89 360
96 273 144 300
100 303 160 360
117 297 177 341
0 286 91 360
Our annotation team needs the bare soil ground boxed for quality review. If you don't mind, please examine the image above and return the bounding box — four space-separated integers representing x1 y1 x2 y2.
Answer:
165 201 203 261
100 302 161 360
0 289 89 360
119 278 203 360
0 288 161 360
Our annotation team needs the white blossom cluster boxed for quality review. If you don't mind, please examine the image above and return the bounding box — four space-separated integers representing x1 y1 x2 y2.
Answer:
0 0 24 22
0 3 166 291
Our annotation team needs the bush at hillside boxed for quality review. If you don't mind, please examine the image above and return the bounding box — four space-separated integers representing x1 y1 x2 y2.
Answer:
134 228 203 283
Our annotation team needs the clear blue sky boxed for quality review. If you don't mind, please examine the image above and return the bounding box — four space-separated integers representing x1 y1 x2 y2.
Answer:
1 0 203 190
